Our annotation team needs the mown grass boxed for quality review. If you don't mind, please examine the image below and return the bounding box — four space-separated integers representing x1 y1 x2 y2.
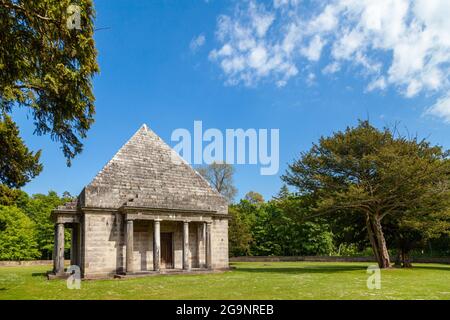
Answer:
0 262 449 300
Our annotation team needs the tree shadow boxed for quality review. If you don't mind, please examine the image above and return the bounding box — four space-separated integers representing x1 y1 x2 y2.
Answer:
407 265 450 272
32 272 47 277
234 264 366 274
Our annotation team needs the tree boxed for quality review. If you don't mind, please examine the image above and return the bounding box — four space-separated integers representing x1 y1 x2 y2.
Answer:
228 205 252 256
0 0 99 165
229 196 334 257
24 191 73 259
282 120 450 268
197 162 237 202
389 209 450 267
274 184 291 200
0 113 43 188
262 195 334 256
244 191 264 204
0 205 39 260
0 184 29 207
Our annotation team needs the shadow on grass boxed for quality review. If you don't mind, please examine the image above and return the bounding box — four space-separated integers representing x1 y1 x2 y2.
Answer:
234 265 366 274
407 265 450 272
32 272 47 277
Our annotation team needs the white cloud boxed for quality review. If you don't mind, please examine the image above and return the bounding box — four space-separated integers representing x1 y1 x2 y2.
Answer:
322 62 340 75
209 0 450 122
190 34 206 52
367 76 387 92
426 94 450 123
306 72 316 86
300 35 325 61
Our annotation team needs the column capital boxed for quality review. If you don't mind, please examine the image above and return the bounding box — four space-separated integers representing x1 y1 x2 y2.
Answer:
154 218 162 223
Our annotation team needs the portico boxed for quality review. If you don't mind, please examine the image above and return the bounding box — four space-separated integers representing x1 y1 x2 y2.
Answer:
122 209 215 274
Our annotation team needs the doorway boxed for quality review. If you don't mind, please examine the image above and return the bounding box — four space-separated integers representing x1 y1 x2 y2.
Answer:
160 232 173 269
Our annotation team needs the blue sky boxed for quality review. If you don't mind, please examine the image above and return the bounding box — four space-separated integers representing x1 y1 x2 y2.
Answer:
13 0 450 201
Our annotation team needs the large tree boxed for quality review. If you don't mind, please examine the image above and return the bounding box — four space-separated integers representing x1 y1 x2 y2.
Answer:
244 191 264 204
0 113 42 188
0 0 99 167
282 121 450 268
197 162 237 202
23 191 73 259
0 205 39 260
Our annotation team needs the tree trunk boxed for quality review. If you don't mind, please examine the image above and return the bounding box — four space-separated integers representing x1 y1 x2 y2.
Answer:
372 217 391 268
366 214 391 268
401 250 412 268
394 250 402 268
365 214 381 264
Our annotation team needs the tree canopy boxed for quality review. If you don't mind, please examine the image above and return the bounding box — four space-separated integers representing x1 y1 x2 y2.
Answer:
0 0 99 166
0 113 42 188
282 120 450 268
0 205 39 260
197 162 237 202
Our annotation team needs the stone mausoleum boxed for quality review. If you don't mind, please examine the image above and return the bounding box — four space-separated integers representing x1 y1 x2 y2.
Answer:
50 124 229 279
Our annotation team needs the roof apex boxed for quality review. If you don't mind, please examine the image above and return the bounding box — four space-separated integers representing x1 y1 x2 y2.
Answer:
79 123 228 213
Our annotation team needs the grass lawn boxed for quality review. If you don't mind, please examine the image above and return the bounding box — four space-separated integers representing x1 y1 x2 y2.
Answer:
0 262 449 300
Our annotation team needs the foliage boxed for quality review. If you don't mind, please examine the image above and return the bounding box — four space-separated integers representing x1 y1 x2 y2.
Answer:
0 205 39 260
0 0 99 164
244 191 264 204
0 184 29 207
0 114 42 188
228 206 252 256
197 162 237 202
282 120 450 268
0 189 73 260
23 191 73 259
229 195 334 257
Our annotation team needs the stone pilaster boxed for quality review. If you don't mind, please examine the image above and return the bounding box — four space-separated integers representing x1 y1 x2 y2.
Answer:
153 219 161 272
206 222 212 269
183 221 190 270
126 220 134 273
55 223 65 274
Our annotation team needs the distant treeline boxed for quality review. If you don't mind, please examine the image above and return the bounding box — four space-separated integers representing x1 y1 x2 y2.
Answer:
0 186 73 261
229 189 450 260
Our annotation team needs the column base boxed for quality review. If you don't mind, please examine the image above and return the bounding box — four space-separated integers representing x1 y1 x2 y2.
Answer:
47 271 69 280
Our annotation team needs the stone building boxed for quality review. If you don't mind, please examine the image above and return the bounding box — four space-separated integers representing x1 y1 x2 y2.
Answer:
50 124 229 279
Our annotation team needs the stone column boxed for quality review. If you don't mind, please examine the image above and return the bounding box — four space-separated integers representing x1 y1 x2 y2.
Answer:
70 224 78 266
126 220 134 274
55 223 65 274
183 221 190 270
197 223 205 268
153 219 161 272
206 222 212 269
52 224 57 273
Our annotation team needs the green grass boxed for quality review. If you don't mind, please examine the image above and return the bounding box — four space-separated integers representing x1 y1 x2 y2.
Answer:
0 262 449 300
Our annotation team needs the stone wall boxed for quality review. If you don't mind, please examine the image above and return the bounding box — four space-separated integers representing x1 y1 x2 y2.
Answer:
83 212 125 278
133 220 153 271
229 256 450 264
211 218 229 269
81 214 227 277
